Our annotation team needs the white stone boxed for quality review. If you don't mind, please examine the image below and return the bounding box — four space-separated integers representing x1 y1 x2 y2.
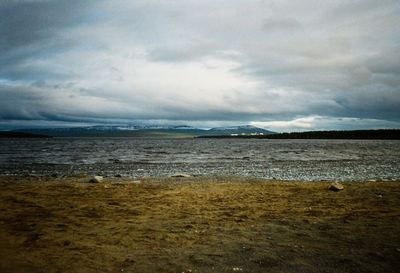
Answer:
170 173 192 178
89 176 104 183
329 182 344 191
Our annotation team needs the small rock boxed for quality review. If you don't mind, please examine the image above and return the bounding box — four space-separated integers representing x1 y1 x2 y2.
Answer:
143 176 153 180
89 176 104 183
329 182 344 191
170 173 192 178
115 174 122 178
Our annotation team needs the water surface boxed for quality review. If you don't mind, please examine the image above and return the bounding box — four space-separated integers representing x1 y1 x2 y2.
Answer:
0 138 399 181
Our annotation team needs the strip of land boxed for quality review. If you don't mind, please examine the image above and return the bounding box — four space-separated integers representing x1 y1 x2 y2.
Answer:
198 129 400 139
0 131 51 138
0 176 399 273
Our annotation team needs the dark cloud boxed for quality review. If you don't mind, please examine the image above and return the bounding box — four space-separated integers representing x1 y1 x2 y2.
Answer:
0 0 95 80
0 0 399 131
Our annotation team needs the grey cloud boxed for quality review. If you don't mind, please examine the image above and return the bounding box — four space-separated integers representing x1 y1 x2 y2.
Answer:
323 0 399 23
0 0 399 131
0 0 94 79
148 41 218 63
262 17 302 32
0 0 83 50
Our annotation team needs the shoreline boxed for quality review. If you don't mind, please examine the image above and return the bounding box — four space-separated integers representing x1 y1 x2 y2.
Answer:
1 176 399 272
0 174 399 183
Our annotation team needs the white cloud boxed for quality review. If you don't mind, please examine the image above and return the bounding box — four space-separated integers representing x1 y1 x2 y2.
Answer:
0 0 399 129
252 116 400 132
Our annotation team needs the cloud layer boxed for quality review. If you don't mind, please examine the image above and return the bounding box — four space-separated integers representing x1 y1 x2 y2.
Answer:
1 0 399 131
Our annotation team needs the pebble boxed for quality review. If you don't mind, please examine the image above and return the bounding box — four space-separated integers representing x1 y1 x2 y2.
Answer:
170 173 192 178
329 182 344 191
89 176 104 183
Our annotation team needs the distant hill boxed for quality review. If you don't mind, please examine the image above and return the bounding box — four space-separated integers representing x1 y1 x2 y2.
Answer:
0 131 51 138
206 125 275 136
8 127 399 139
13 124 275 138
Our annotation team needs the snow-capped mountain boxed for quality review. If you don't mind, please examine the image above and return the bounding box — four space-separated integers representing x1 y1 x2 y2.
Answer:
101 125 198 130
208 125 275 135
14 124 275 137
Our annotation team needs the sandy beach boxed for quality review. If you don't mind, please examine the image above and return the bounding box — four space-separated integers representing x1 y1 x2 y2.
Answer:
0 176 399 273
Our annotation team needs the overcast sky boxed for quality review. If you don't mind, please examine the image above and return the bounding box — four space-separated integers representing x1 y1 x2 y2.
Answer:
1 0 399 131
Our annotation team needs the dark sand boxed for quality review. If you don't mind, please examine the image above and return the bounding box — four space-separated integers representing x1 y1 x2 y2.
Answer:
0 176 399 273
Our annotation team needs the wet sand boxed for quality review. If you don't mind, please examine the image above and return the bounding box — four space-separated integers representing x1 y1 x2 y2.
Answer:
0 176 399 273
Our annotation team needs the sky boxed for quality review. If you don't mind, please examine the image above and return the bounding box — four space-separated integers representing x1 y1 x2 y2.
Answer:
0 0 399 132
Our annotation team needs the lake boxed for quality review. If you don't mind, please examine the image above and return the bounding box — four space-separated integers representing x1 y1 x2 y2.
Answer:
0 138 399 181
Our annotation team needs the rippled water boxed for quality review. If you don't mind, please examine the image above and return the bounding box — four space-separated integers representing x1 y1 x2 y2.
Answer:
0 138 399 181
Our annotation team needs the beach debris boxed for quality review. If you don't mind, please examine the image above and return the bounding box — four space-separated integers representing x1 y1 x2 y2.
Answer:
140 176 151 180
233 267 243 271
89 176 104 183
170 173 192 178
329 182 344 191
132 180 141 184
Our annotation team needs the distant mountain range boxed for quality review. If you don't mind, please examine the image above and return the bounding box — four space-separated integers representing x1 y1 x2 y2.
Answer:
2 127 399 139
207 125 274 135
10 124 276 138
